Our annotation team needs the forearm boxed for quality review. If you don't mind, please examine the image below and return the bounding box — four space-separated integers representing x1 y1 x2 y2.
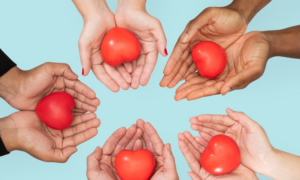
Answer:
260 149 300 180
0 67 23 103
263 25 300 59
0 116 17 153
227 0 271 23
72 0 110 21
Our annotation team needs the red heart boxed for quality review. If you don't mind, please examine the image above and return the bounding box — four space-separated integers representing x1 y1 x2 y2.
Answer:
200 134 241 175
101 27 141 66
35 92 75 130
115 149 155 180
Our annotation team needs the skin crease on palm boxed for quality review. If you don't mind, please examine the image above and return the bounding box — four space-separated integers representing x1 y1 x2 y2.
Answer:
86 120 179 180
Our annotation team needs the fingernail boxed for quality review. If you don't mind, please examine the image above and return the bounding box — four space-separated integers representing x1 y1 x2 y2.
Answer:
182 33 189 43
82 68 84 76
223 87 231 95
164 48 168 56
227 108 235 113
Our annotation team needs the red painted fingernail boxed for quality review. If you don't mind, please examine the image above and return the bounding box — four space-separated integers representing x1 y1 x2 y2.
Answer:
82 68 84 76
164 48 168 56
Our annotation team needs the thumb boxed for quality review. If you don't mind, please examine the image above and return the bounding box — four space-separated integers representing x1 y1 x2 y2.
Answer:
188 171 201 180
151 19 167 56
226 108 257 132
78 39 92 76
87 146 102 170
163 143 177 171
46 63 78 80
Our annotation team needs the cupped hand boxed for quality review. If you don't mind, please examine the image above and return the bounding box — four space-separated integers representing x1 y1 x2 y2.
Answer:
189 108 275 175
0 111 100 162
178 131 258 180
136 119 179 180
161 6 248 89
5 63 100 112
174 31 270 101
115 4 167 89
86 125 143 180
77 2 133 92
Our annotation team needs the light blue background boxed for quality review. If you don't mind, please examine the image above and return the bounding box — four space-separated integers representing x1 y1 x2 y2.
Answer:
0 0 300 179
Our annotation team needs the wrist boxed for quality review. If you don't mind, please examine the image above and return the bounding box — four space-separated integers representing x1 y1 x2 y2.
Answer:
0 116 18 152
227 0 271 24
117 0 147 11
0 66 23 103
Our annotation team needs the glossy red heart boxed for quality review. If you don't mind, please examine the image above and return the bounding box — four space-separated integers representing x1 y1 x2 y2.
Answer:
101 27 141 66
115 149 155 180
200 134 241 175
192 41 227 79
35 92 75 130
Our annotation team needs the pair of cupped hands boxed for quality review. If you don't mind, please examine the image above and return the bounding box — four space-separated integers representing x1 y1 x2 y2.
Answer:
79 1 271 101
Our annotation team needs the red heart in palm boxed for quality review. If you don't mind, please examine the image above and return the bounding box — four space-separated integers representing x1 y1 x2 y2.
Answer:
115 149 155 180
200 134 241 175
35 92 75 130
101 27 141 66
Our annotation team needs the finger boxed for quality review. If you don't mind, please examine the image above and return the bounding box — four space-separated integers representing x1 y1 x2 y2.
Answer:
195 137 208 152
178 133 200 160
74 99 97 112
65 88 100 108
136 119 152 152
160 50 190 87
144 122 164 156
78 37 93 76
123 62 133 73
185 81 224 101
191 123 228 132
45 63 78 80
175 75 208 93
195 114 236 127
133 139 143 151
185 73 200 81
116 65 132 84
183 131 204 156
131 55 145 89
103 63 129 90
191 125 223 137
87 146 102 170
163 144 177 172
199 132 212 142
168 55 194 88
92 64 120 92
184 63 197 79
188 172 202 180
52 147 78 163
112 126 137 155
125 128 143 150
63 117 100 138
70 112 97 126
178 140 201 174
64 79 97 99
102 127 127 155
226 108 257 132
151 19 167 56
140 51 159 86
63 128 98 148
221 68 261 95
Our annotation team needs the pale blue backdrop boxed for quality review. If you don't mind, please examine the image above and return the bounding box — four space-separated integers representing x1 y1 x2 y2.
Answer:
0 0 300 179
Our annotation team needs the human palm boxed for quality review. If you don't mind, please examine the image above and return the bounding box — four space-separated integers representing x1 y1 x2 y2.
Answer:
3 111 100 162
115 8 167 89
161 7 248 88
178 131 258 180
8 63 99 112
175 31 270 101
190 109 275 174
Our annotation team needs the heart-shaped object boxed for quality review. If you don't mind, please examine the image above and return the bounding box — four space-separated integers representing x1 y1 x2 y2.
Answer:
200 134 240 175
101 27 141 66
115 149 155 180
192 41 227 79
35 92 75 130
